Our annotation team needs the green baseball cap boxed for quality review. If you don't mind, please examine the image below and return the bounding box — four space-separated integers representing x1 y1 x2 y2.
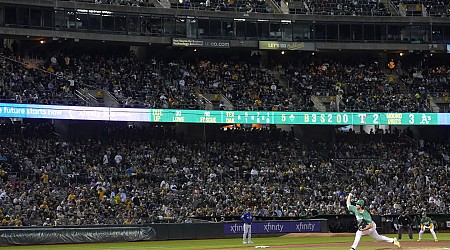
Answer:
356 200 365 206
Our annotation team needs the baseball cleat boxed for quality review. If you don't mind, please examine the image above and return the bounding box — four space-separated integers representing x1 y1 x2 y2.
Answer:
435 239 438 242
393 237 401 248
248 241 254 244
243 241 247 244
417 239 421 242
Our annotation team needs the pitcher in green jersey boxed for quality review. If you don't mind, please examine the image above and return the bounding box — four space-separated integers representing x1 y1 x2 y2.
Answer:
347 193 401 250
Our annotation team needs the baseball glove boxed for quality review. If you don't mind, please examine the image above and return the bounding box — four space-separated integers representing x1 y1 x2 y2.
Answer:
358 220 368 230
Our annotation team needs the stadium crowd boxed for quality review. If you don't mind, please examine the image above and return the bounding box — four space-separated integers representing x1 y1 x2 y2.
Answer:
65 0 271 13
0 45 449 112
54 0 450 16
0 123 448 226
0 48 301 111
305 0 391 16
283 57 436 112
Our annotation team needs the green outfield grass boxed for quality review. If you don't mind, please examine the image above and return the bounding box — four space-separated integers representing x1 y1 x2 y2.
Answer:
1 233 449 250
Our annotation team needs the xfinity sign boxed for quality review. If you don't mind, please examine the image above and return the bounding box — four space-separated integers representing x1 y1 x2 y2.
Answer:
223 220 322 234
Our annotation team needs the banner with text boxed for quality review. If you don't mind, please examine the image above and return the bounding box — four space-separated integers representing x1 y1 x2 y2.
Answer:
1 103 450 125
259 41 315 51
223 221 321 234
172 38 230 48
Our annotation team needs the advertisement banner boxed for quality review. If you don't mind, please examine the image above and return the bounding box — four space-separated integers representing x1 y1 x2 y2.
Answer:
172 38 230 48
223 221 321 234
259 41 315 51
0 103 448 125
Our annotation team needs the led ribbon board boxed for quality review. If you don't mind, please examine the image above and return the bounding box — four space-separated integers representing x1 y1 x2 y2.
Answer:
0 103 449 125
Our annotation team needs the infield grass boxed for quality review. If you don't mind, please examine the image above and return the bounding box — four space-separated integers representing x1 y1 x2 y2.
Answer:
0 233 449 250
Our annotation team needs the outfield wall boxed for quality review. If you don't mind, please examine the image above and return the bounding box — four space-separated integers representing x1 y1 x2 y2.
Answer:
0 219 327 246
3 215 449 245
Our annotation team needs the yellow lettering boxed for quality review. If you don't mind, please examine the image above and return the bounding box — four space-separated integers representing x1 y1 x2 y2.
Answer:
226 118 235 123
172 117 185 122
152 109 163 116
386 113 402 119
154 115 161 121
304 114 309 123
200 117 217 123
388 119 401 124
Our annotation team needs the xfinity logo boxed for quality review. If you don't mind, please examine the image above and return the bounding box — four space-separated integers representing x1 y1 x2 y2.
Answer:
229 223 243 233
223 221 321 234
263 222 284 232
296 222 315 232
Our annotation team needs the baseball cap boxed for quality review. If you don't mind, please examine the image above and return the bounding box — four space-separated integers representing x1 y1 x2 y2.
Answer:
422 212 427 216
356 200 365 206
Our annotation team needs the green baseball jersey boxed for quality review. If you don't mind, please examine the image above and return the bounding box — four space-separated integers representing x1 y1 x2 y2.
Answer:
420 217 433 227
348 205 373 223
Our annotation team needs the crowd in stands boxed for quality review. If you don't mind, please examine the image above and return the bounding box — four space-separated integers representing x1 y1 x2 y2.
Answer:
404 65 450 97
1 46 301 111
1 44 449 112
65 0 154 7
60 0 450 17
304 0 391 16
0 47 79 106
173 0 272 13
283 57 437 112
396 0 450 17
0 123 449 226
67 0 271 13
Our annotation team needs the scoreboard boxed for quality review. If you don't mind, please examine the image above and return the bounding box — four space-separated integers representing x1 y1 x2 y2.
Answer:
150 110 446 125
1 103 449 125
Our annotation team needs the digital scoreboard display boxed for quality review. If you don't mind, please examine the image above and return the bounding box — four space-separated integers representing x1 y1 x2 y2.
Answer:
148 110 443 125
0 103 449 125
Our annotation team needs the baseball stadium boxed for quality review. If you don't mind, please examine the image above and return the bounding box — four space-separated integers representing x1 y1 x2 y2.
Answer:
0 0 450 250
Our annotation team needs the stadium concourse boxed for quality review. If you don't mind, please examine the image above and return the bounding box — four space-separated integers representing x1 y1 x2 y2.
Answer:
0 122 449 227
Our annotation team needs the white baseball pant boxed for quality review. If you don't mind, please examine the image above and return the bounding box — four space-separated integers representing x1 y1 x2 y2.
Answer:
351 222 394 249
419 226 437 240
243 223 252 242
